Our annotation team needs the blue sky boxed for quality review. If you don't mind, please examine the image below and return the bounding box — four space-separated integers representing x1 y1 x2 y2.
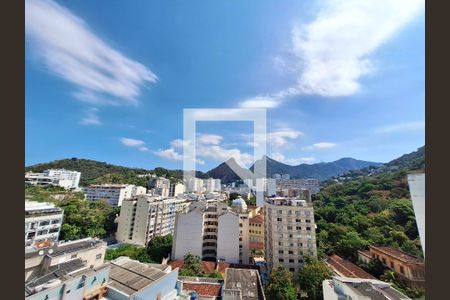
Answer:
25 0 425 171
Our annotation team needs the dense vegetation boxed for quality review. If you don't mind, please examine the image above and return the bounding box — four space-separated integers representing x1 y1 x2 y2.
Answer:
313 170 423 260
105 235 173 263
297 257 333 299
26 158 209 186
178 253 222 278
25 185 118 240
265 267 297 300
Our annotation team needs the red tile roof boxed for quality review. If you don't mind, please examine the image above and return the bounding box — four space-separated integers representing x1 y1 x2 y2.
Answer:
370 246 424 263
325 254 376 279
250 214 264 224
168 259 230 275
182 282 222 297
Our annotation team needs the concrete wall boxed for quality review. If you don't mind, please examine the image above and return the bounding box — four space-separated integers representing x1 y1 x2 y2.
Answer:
217 212 240 263
172 210 204 259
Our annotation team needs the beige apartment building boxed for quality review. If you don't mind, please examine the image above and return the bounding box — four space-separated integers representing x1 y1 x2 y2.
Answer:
116 194 190 246
172 199 250 264
264 197 317 273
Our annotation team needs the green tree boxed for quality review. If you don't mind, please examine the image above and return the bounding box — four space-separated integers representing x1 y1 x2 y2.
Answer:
297 257 333 300
105 244 153 263
265 267 297 300
147 234 173 263
179 253 204 276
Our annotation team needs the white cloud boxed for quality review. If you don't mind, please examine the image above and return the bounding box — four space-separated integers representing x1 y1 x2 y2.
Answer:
374 121 424 134
237 0 424 108
197 145 253 167
170 139 189 148
25 0 157 104
80 107 102 126
121 138 145 147
197 134 223 145
239 96 281 109
270 152 316 165
138 146 149 152
154 148 183 161
302 142 336 151
267 129 304 147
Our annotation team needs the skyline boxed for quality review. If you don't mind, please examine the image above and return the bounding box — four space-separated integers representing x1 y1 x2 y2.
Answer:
26 0 425 171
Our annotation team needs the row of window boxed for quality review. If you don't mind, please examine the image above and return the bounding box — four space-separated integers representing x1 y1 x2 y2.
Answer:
276 218 311 223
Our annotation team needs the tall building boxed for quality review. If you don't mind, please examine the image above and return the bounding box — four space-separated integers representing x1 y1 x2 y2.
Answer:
25 201 64 246
149 177 171 198
172 200 250 264
407 173 425 256
116 195 190 246
204 178 222 192
186 177 204 193
169 182 185 197
264 196 317 273
25 169 81 189
276 178 320 195
249 213 264 253
85 184 146 207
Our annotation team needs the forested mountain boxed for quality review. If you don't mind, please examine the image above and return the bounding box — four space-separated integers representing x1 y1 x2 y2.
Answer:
25 158 209 186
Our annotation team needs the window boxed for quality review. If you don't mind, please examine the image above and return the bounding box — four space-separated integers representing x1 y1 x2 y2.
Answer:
278 250 284 254
400 266 405 274
277 218 283 222
288 251 294 255
40 220 50 226
287 226 292 230
278 258 284 262
289 259 294 263
27 232 36 239
289 268 295 272
49 228 59 233
277 210 283 214
37 230 48 236
96 253 102 260
296 227 301 230
390 261 394 268
296 219 301 223
51 219 60 224
306 227 311 231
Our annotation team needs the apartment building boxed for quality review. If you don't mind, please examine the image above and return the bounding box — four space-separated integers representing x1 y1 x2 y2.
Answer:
186 177 205 193
172 200 250 264
25 201 64 246
25 169 81 189
276 178 320 195
358 246 425 289
85 184 146 207
169 182 185 197
204 178 222 192
149 177 171 197
116 195 190 246
249 214 264 252
264 197 317 273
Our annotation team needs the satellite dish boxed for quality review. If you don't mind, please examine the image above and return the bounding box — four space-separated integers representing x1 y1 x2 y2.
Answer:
48 249 54 254
38 250 44 255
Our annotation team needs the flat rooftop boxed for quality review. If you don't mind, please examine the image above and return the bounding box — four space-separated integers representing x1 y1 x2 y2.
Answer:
108 257 171 296
332 277 411 300
25 238 105 259
224 268 265 300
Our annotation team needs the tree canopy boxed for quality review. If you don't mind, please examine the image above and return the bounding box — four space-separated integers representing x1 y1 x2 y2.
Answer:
265 267 297 300
297 257 333 300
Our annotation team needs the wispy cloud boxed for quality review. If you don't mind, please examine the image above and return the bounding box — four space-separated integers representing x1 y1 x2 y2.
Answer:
154 148 183 161
271 152 316 165
80 107 102 126
374 121 424 134
245 128 304 148
238 0 424 108
197 134 223 145
302 142 336 151
120 138 149 152
26 0 157 105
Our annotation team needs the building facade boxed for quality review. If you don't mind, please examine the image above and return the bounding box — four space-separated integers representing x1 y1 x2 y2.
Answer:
25 201 64 246
169 182 186 197
264 197 317 273
25 169 81 189
172 200 250 264
358 246 425 289
149 177 171 198
249 214 264 253
85 184 146 207
116 195 190 246
275 179 320 195
407 173 425 255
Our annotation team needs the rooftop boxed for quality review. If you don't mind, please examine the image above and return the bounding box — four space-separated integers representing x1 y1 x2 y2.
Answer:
265 197 310 207
108 257 173 296
325 254 375 279
330 277 411 300
224 268 265 300
181 281 222 298
370 246 424 264
25 201 62 216
249 214 264 224
25 238 105 259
